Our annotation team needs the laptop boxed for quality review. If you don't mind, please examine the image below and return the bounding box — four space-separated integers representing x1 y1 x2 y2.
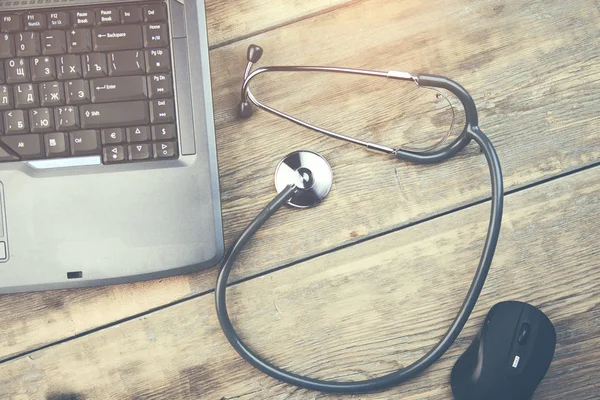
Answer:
0 0 223 294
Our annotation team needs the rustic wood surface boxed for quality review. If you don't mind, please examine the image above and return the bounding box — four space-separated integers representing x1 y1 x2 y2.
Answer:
1 0 599 398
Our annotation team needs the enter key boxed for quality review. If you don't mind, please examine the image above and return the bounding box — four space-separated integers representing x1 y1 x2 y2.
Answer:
90 76 148 103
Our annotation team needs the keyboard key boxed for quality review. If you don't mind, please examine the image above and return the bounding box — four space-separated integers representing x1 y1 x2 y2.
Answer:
70 130 100 156
14 83 39 108
80 101 149 129
25 13 46 31
30 108 54 133
4 110 29 134
126 126 150 143
66 80 90 105
83 53 107 78
44 132 70 157
122 6 144 24
148 73 173 99
101 128 125 144
108 50 145 76
144 23 169 48
72 10 94 27
1 134 43 159
16 32 41 57
55 106 80 130
0 86 13 110
68 28 92 53
91 76 147 103
153 141 177 159
93 25 143 52
152 124 176 141
129 143 152 161
57 54 82 79
103 145 127 163
150 99 175 123
97 8 120 26
48 12 69 29
144 4 168 22
40 82 65 106
0 34 15 59
5 58 30 83
31 56 57 81
1 15 22 33
42 31 67 55
146 48 170 73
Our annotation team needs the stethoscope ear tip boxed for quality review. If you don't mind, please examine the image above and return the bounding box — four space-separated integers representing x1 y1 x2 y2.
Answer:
247 44 264 63
237 101 253 119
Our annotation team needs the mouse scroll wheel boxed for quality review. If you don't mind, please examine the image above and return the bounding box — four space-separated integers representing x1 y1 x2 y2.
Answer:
518 323 531 345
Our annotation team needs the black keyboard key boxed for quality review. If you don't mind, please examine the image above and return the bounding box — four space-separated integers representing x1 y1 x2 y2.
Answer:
146 48 170 73
1 15 22 33
44 132 70 157
153 141 177 159
150 99 175 123
0 86 13 110
108 50 145 76
129 143 152 161
4 110 29 134
144 4 168 22
126 126 150 142
144 23 169 48
103 145 127 163
122 6 144 24
16 32 41 57
70 129 100 156
83 53 107 78
0 34 15 59
6 58 30 83
31 56 57 81
40 82 65 106
101 128 125 144
80 101 149 129
25 13 46 31
152 124 176 141
72 10 94 28
55 106 80 130
48 12 69 29
68 29 92 53
97 8 120 26
93 25 143 52
42 31 67 55
30 108 54 133
1 134 43 159
0 63 3 84
58 54 82 79
14 83 39 108
148 73 173 99
66 80 91 105
91 76 147 103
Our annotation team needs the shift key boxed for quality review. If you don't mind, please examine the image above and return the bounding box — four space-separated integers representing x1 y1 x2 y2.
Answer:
93 25 143 51
81 101 149 129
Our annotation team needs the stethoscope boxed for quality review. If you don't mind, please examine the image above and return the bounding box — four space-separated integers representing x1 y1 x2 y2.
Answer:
215 44 504 394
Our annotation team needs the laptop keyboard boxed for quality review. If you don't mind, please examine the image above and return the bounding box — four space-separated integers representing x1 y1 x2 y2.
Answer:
0 2 179 165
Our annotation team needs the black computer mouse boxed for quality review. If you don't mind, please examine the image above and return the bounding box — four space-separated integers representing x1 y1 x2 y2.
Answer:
451 301 556 400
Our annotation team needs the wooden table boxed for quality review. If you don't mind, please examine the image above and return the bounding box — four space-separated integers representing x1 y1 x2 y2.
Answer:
1 0 599 399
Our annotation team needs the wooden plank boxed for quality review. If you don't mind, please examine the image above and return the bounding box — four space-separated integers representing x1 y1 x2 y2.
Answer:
0 167 598 399
205 0 354 47
1 0 600 363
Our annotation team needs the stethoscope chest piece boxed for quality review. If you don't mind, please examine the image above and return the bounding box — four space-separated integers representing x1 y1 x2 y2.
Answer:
275 150 333 209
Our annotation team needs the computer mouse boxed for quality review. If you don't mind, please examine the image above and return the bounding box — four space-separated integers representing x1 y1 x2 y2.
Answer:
451 301 556 400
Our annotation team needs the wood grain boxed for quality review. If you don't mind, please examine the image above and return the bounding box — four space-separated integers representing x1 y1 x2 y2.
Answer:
1 0 599 367
0 166 598 399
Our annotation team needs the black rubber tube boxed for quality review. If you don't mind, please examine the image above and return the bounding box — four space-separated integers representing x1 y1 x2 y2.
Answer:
215 128 503 393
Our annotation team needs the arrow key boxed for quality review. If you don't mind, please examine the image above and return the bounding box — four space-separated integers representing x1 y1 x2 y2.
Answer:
153 141 177 160
103 145 126 164
128 143 152 161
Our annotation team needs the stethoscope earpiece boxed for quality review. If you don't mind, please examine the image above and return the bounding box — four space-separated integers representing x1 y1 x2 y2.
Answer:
274 150 333 209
